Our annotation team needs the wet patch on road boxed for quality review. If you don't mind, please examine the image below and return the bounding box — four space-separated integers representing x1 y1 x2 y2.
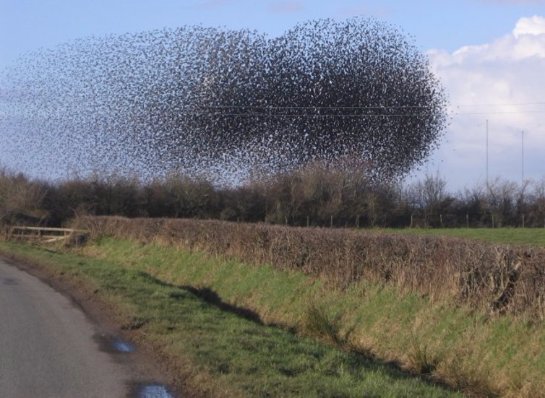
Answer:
128 382 175 398
94 336 179 397
112 338 135 353
94 333 135 354
139 384 174 398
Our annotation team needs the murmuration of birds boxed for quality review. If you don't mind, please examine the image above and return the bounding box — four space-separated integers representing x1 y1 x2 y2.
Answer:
0 18 448 184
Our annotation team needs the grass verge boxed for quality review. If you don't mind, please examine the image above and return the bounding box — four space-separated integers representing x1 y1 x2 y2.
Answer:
77 237 545 397
0 240 459 398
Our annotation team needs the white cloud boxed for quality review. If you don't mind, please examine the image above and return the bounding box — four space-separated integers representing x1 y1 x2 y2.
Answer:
418 16 545 189
514 15 545 37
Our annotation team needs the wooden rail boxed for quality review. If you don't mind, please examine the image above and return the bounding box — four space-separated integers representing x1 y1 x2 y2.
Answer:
8 226 88 243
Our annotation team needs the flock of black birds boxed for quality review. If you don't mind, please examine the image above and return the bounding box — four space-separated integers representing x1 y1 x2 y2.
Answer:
0 18 447 183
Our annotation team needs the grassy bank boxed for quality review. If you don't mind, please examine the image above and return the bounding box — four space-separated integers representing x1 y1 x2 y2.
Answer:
4 234 545 396
77 238 545 397
385 228 545 247
0 240 460 398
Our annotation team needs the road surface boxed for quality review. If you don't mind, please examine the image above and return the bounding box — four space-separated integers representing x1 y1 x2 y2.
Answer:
0 259 130 398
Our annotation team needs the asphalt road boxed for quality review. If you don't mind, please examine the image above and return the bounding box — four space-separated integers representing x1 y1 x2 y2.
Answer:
0 259 129 398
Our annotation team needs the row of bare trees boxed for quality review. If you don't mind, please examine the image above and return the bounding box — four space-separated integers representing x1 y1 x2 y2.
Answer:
406 174 545 228
1 166 545 228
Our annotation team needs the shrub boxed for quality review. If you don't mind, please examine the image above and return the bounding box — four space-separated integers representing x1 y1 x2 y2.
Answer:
74 216 545 317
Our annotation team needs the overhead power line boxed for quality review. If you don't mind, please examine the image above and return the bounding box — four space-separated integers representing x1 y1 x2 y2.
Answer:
191 112 431 118
193 101 545 110
453 101 545 107
199 104 436 110
451 110 545 115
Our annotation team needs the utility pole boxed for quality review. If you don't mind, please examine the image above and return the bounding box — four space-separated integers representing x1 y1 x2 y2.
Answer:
521 130 525 184
521 131 526 229
486 119 489 187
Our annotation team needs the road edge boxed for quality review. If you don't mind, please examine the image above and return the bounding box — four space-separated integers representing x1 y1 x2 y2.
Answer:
0 247 198 398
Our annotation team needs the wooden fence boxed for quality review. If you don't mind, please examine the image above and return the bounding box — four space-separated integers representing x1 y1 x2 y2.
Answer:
7 226 88 243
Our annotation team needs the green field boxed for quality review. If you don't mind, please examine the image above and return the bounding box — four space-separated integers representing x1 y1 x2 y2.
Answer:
381 227 545 247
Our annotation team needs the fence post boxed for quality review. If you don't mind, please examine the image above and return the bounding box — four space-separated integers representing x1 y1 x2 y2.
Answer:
306 216 310 228
356 215 360 228
330 215 333 228
522 214 525 228
466 213 469 228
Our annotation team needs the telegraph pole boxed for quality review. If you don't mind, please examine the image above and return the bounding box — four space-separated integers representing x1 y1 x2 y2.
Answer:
521 130 525 184
486 119 489 187
521 130 526 228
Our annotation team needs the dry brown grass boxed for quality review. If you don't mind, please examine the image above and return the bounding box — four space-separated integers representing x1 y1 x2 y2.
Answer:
74 216 545 318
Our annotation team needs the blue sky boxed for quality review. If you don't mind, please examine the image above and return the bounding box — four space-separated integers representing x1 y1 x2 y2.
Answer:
1 0 545 190
1 0 542 67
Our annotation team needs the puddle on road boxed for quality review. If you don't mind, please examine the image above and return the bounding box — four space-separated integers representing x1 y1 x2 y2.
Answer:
112 338 135 353
94 333 135 354
138 384 174 398
95 336 176 397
